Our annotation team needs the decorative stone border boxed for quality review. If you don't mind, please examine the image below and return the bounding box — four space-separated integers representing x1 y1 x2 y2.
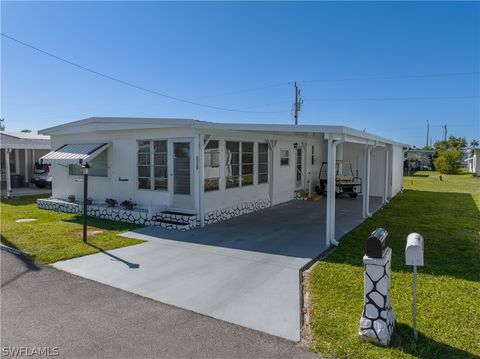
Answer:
37 199 197 230
38 197 271 230
204 198 271 225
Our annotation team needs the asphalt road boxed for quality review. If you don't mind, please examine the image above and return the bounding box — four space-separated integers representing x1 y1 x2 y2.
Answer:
1 249 320 359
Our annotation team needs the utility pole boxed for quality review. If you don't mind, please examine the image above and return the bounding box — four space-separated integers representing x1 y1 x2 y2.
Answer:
426 120 429 148
293 81 303 125
442 124 447 141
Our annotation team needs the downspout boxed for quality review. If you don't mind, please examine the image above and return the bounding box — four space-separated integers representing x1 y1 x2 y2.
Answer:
326 135 346 248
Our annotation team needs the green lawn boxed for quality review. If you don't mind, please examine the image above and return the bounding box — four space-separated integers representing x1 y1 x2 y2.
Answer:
1 195 143 264
308 171 480 359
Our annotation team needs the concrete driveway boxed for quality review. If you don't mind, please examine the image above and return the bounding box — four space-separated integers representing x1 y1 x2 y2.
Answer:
53 197 382 341
2 250 320 359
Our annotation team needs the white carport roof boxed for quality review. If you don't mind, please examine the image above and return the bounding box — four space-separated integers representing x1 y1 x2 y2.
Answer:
0 131 50 149
38 117 409 148
40 143 109 165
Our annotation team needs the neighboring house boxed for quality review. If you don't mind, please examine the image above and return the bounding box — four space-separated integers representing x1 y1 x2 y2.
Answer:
466 148 480 176
0 131 51 195
404 149 435 174
38 117 407 245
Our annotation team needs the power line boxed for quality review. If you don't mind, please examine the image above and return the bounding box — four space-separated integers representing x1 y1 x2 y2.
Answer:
1 33 289 114
299 71 480 84
307 95 479 102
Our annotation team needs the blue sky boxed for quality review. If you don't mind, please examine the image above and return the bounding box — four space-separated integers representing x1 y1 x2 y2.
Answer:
1 1 479 147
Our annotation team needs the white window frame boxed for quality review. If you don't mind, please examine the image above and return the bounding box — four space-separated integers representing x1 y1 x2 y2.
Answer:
137 139 168 191
280 148 290 166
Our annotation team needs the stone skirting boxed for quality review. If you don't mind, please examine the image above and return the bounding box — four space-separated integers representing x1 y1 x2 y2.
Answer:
38 198 271 230
37 199 197 230
204 198 271 225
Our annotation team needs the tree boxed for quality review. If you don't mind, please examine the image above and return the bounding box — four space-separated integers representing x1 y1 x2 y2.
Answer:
433 149 462 174
20 129 32 133
471 139 479 148
434 136 467 153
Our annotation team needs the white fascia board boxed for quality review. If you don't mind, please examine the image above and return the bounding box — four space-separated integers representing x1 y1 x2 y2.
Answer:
0 144 51 150
39 117 197 135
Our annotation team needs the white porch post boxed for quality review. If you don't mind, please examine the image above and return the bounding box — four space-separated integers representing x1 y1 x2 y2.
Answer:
267 140 277 206
363 145 371 218
383 147 390 204
5 148 12 197
199 134 205 227
24 148 29 186
326 137 339 247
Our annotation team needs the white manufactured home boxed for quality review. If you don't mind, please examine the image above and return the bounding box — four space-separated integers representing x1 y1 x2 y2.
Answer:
38 117 407 246
466 148 480 176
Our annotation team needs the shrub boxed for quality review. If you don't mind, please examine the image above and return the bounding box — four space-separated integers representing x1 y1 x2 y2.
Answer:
433 149 462 174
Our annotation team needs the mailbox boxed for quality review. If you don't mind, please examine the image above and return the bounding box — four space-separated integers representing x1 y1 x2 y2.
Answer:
366 228 388 258
405 233 424 266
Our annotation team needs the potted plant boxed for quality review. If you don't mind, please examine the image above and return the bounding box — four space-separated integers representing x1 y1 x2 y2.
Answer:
68 195 75 203
120 199 136 210
105 198 117 208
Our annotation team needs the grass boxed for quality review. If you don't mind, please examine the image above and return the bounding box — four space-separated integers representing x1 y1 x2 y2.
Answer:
1 195 144 264
308 171 480 359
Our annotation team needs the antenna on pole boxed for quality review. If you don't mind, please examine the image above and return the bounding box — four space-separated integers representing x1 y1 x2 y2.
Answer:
293 81 303 125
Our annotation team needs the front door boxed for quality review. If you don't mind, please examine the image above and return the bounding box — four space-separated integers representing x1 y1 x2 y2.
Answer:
171 140 194 209
296 147 303 188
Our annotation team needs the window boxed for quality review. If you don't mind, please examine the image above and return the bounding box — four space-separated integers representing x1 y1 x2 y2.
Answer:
137 141 151 189
137 140 168 190
258 143 268 184
69 149 108 177
154 140 168 190
241 142 254 186
311 145 315 165
280 149 290 166
204 140 220 191
225 141 240 188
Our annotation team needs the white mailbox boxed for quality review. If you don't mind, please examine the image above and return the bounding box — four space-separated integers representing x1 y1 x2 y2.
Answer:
405 233 424 266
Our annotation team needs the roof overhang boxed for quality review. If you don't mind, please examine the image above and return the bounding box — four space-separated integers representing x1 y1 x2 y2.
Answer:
40 143 109 165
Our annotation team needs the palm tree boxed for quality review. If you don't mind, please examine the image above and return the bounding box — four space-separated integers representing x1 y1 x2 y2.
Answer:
470 139 479 148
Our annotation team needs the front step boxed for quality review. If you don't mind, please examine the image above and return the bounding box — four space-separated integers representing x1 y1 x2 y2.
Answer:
151 211 198 230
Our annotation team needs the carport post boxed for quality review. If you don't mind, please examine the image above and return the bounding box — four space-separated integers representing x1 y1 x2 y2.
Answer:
362 145 371 218
199 134 206 227
24 148 29 186
82 163 90 243
5 148 12 197
326 136 345 247
383 148 390 204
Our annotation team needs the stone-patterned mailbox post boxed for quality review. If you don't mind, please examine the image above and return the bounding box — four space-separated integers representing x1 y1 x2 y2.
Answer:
359 228 396 346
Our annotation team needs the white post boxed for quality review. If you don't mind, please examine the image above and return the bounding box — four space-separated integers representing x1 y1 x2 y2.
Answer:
363 145 371 218
326 137 338 247
383 148 390 204
413 264 418 341
267 140 276 206
24 148 29 187
199 134 205 227
5 148 12 196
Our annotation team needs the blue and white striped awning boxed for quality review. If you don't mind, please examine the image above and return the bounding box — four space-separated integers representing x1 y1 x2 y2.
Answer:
40 143 109 165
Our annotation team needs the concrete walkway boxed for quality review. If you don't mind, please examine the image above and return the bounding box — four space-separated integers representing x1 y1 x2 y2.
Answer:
53 197 383 341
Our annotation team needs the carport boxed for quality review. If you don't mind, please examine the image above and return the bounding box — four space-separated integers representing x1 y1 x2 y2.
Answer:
53 195 383 341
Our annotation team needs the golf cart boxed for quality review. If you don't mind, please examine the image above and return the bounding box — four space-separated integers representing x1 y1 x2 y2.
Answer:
316 160 362 198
